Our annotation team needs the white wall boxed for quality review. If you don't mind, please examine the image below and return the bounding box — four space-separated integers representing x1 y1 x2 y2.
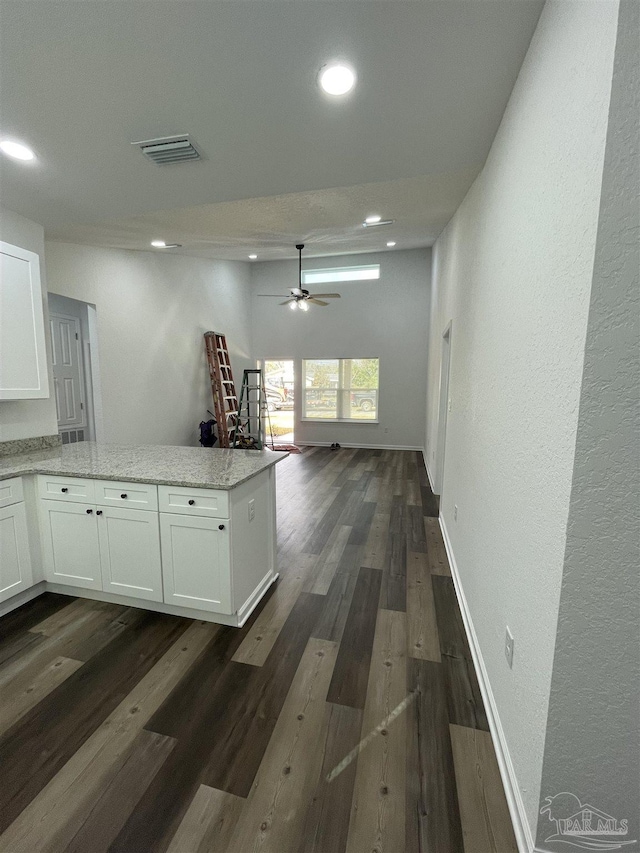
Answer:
45 243 252 446
251 249 430 449
425 0 619 845
537 1 639 846
0 206 58 442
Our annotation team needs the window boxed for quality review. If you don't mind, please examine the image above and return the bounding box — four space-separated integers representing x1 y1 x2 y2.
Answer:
301 265 380 286
303 358 379 421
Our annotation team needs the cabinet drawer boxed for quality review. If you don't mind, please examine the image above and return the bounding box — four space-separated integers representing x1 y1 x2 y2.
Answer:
158 485 229 519
0 476 24 508
38 474 95 504
94 480 158 511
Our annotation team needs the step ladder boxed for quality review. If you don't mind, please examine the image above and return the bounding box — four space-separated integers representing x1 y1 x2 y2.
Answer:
204 331 239 449
233 369 274 450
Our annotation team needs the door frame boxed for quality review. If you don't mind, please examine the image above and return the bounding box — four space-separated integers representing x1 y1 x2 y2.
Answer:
435 321 452 496
257 358 295 445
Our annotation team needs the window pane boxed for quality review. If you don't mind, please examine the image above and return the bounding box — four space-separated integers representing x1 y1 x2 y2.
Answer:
347 388 378 420
347 359 379 389
304 389 338 419
301 266 380 285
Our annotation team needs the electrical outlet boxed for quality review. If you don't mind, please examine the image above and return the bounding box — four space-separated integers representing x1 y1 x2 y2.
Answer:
454 504 458 521
505 627 514 669
248 499 255 522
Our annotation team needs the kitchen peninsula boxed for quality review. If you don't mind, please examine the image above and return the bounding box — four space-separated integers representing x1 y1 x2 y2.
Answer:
0 443 287 626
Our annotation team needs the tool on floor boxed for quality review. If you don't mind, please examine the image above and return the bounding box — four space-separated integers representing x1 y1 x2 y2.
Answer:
233 368 275 450
204 331 239 449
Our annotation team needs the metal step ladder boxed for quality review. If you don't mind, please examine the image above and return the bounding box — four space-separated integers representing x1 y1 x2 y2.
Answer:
233 369 274 450
204 331 239 448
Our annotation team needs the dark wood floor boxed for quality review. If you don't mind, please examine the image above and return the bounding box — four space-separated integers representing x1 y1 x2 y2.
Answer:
0 447 517 853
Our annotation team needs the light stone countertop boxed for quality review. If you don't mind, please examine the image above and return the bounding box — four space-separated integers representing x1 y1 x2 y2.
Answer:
0 442 288 490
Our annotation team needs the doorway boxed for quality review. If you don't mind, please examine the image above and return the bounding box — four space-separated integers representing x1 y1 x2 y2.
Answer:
435 322 452 495
48 293 103 444
259 360 295 445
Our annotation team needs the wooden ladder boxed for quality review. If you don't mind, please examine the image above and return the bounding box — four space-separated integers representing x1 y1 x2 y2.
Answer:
204 331 238 448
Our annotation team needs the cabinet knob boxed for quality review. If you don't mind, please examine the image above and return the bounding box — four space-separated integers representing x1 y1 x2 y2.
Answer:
61 487 68 493
86 509 93 514
218 524 225 530
121 493 128 499
188 499 195 506
96 510 103 516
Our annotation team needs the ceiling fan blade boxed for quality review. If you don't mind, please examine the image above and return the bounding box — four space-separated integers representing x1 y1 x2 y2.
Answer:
308 293 341 299
280 298 296 306
308 299 329 306
291 287 303 297
258 294 290 297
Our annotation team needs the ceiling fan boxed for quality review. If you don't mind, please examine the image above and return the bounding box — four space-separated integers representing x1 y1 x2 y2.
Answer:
258 244 341 311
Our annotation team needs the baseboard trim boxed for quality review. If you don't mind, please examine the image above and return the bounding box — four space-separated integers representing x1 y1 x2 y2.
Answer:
439 514 537 853
296 442 422 451
0 581 46 617
422 448 437 493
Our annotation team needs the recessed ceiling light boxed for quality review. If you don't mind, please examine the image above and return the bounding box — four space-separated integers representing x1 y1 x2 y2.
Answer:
249 254 258 260
365 215 381 225
387 241 396 247
319 63 356 96
0 139 35 161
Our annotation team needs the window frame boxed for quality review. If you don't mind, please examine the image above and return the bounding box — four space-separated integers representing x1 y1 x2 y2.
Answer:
300 265 380 286
301 358 380 423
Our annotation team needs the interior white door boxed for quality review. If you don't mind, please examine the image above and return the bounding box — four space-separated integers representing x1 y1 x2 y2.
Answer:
0 503 34 603
40 500 102 589
49 312 86 430
98 506 162 602
160 513 232 613
0 241 49 400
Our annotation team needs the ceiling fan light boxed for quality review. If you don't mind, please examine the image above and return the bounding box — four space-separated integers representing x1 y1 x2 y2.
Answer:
289 301 298 311
299 301 309 312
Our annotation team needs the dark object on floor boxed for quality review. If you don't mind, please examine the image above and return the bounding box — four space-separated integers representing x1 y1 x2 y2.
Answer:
199 418 217 447
330 442 341 450
268 444 301 454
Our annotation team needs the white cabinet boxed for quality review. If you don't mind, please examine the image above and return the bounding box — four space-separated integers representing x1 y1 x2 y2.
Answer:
40 499 163 600
40 500 102 590
0 501 33 602
0 241 49 400
98 506 162 602
160 513 232 614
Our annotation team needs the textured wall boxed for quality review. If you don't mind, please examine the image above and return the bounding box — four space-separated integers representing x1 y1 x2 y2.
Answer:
251 249 430 449
536 2 640 848
45 243 252 446
425 0 619 840
0 206 59 441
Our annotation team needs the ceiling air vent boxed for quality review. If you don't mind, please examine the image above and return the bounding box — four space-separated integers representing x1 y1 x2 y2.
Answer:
131 134 203 165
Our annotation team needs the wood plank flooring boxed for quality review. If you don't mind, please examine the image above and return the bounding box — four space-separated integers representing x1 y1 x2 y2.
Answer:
0 447 516 853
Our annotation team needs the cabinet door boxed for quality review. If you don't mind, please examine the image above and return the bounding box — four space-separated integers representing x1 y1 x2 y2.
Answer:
98 507 162 602
0 241 49 400
0 502 34 602
40 500 102 590
160 513 232 614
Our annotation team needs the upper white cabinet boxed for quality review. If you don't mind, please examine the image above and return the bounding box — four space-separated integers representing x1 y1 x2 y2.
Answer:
0 240 50 400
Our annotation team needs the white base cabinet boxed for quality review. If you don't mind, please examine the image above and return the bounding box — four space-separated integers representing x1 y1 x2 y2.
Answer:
40 500 163 601
98 507 162 602
0 502 33 603
160 513 232 614
40 500 102 590
2 468 277 627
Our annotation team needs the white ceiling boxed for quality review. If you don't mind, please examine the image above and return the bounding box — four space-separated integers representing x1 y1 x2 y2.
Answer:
0 0 543 260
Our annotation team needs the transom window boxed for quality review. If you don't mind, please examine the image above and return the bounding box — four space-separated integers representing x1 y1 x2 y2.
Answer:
301 265 380 285
302 358 379 421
